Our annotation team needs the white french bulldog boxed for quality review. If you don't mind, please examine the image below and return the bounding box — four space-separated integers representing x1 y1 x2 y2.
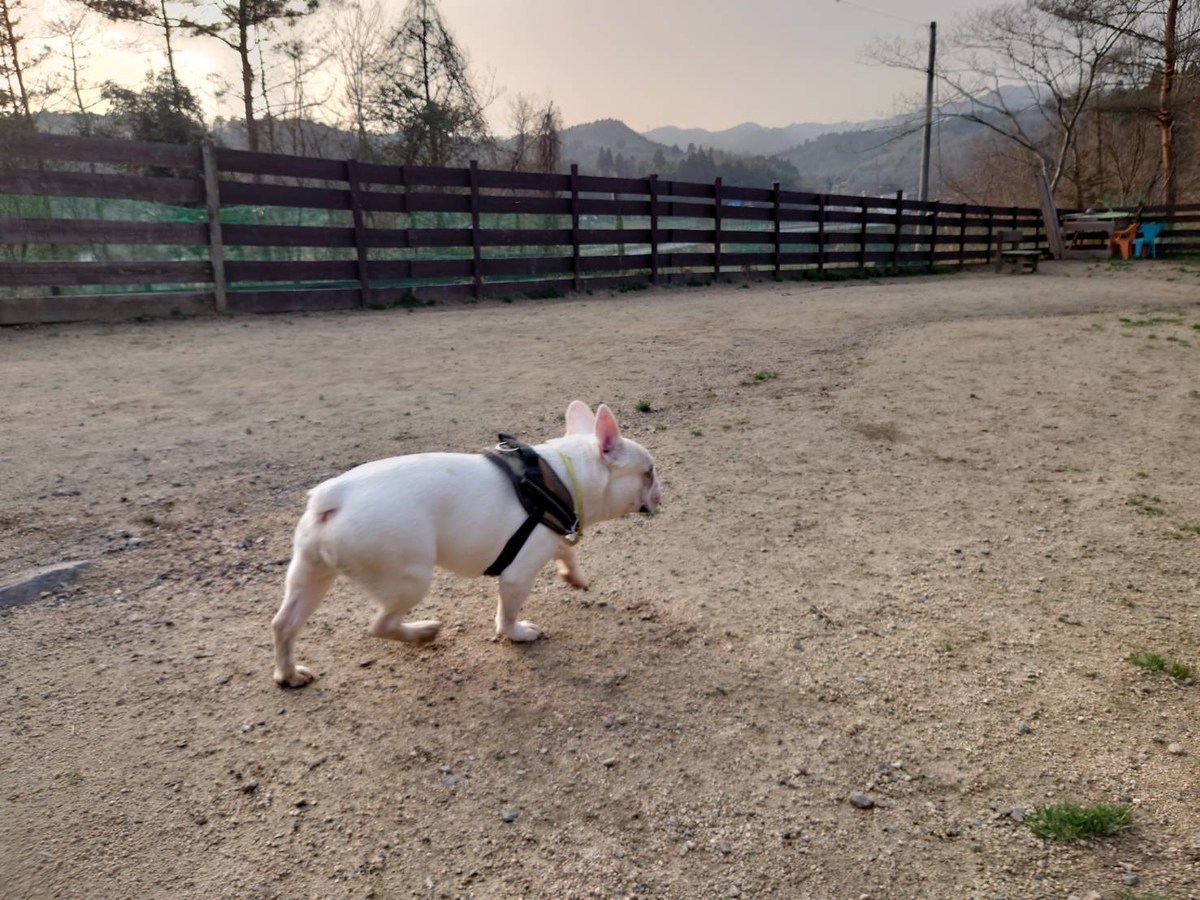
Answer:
272 401 662 687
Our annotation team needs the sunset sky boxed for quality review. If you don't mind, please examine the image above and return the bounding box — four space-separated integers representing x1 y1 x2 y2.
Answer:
31 0 1001 133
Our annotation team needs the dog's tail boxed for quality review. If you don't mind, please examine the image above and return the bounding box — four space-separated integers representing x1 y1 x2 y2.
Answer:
294 481 347 569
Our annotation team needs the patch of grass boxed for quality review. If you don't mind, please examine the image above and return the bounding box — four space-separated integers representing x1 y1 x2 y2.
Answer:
1169 661 1193 680
1127 492 1165 516
1127 651 1168 672
690 428 703 437
1176 523 1200 536
368 293 433 310
1120 316 1180 327
635 400 653 413
788 264 954 282
654 423 667 431
742 371 779 385
935 639 954 654
59 771 83 787
1189 390 1200 400
617 282 649 294
525 287 563 300
1127 652 1193 681
141 512 157 525
686 279 706 287
399 295 435 308
1025 802 1131 841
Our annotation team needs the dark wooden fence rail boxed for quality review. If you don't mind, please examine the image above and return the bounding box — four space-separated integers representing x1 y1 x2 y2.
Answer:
2 130 1186 325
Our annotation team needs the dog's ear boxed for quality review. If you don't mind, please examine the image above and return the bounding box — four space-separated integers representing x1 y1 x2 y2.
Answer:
594 404 623 461
564 400 595 436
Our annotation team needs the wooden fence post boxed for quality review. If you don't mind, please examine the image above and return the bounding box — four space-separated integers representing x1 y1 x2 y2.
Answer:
200 140 227 313
772 181 781 278
817 194 826 274
713 176 723 282
469 160 482 299
648 174 659 287
570 163 581 293
858 196 869 270
892 190 904 270
957 202 967 270
346 158 371 307
986 209 995 262
928 200 940 271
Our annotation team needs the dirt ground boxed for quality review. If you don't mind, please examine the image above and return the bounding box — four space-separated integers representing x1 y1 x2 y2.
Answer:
2 260 1200 900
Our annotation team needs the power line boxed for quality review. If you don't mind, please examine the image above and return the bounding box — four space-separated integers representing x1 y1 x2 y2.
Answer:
834 0 924 28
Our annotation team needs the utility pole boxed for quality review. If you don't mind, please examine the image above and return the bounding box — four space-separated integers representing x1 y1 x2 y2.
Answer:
918 20 937 204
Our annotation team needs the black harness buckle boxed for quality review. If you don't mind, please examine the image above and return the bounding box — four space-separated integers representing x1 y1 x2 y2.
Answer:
482 434 579 576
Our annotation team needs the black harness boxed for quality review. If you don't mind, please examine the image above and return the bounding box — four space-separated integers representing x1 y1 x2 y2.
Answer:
482 435 580 577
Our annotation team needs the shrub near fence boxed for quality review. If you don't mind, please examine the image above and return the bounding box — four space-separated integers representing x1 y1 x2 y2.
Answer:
0 131 1055 325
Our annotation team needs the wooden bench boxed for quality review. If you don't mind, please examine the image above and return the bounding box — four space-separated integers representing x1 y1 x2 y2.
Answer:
994 229 1040 273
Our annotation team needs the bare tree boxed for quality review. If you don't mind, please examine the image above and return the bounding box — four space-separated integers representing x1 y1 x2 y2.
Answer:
505 93 537 170
1040 0 1200 206
871 2 1129 197
366 0 491 165
534 100 561 173
45 10 104 133
265 27 334 155
505 94 560 172
181 0 319 152
0 0 39 124
328 0 386 157
75 0 186 98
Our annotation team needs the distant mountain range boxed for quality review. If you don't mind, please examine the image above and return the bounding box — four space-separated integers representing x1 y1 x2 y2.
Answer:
644 120 875 157
559 116 922 194
560 85 1042 196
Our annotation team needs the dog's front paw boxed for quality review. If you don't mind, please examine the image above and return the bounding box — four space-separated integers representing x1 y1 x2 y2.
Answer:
501 620 543 642
556 567 589 591
274 664 315 688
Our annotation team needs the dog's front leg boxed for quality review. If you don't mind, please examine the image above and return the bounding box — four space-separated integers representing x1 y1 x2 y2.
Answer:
554 543 588 590
495 535 557 641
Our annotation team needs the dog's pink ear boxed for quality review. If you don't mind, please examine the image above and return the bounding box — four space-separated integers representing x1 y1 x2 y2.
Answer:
594 404 622 461
565 400 595 436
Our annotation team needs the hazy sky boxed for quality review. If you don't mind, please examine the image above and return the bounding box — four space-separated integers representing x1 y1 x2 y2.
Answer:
437 0 997 130
32 0 1002 133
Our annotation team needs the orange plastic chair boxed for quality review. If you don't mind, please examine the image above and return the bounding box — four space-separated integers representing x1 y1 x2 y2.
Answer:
1110 222 1139 259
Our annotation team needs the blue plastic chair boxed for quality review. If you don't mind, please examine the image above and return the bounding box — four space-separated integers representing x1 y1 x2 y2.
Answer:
1134 222 1164 258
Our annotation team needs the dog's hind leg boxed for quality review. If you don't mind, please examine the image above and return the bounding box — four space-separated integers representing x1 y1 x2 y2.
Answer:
273 553 337 688
364 563 442 644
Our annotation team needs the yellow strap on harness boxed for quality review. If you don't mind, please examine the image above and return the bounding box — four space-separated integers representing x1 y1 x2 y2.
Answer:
557 451 585 543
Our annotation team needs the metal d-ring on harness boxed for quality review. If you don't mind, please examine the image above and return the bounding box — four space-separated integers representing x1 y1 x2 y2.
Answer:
482 434 580 577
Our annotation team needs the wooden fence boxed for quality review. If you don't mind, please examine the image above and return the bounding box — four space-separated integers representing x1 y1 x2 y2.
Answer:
0 130 1182 325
